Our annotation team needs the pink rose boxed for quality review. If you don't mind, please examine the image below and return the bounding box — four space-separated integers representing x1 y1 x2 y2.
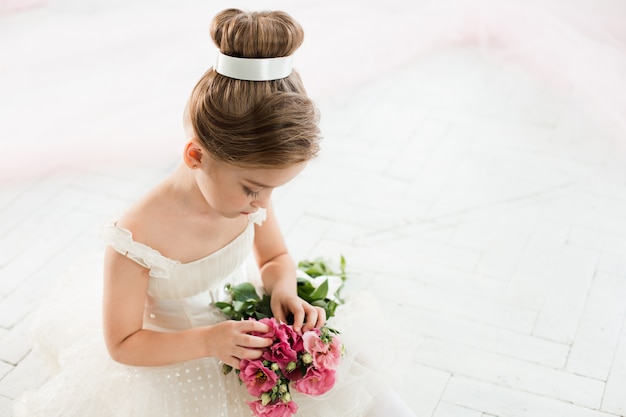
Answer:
293 366 336 395
278 322 304 350
262 340 298 369
319 334 342 369
251 317 279 339
273 321 293 342
247 399 298 417
302 331 342 370
239 359 279 397
275 321 304 351
283 364 306 382
252 319 303 352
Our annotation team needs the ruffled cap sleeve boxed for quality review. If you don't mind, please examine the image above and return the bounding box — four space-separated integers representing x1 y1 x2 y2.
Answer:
249 208 266 225
99 223 179 279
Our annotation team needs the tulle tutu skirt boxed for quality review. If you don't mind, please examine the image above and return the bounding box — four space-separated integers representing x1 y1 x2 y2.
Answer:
13 252 391 417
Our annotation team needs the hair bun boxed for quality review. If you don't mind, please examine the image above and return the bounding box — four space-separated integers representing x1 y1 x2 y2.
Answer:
210 8 304 59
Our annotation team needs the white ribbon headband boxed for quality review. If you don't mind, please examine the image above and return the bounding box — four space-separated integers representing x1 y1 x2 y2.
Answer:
214 52 293 81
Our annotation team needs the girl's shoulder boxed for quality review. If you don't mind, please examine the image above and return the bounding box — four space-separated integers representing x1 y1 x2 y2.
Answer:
112 180 250 264
101 187 177 275
113 183 172 254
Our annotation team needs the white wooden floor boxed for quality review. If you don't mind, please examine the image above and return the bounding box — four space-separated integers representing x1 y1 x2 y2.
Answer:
2 1 626 416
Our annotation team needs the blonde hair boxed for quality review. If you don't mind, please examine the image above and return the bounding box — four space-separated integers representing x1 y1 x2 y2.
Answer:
188 9 321 169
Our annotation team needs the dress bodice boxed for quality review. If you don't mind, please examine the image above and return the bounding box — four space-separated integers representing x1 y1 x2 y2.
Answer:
99 210 266 331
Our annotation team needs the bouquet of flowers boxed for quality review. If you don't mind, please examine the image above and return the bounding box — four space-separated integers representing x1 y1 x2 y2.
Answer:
239 317 343 417
215 256 347 417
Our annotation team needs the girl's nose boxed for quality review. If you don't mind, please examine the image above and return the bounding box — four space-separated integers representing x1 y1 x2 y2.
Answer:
251 190 272 208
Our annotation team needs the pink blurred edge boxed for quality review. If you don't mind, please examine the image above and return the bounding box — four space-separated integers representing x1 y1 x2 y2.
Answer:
2 0 626 183
0 0 47 14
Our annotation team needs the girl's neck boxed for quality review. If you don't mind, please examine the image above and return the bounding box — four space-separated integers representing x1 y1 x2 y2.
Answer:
164 164 217 218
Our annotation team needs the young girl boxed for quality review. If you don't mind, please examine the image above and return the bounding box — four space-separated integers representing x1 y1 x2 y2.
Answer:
14 9 415 417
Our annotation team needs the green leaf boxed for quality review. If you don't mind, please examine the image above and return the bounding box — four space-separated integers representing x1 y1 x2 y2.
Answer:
215 255 349 322
296 277 316 292
216 306 233 316
325 300 338 318
256 295 273 318
309 278 329 300
297 258 330 277
222 364 233 375
230 282 260 302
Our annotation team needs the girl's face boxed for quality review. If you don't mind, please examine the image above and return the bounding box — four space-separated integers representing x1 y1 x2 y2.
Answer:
196 155 306 219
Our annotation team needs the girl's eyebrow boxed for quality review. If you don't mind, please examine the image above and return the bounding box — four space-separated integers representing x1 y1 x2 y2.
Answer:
243 179 273 188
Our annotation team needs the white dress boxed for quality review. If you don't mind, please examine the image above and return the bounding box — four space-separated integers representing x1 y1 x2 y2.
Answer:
13 210 383 417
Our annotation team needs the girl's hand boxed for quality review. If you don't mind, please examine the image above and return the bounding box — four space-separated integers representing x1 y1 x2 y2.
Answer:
207 320 274 370
270 289 326 333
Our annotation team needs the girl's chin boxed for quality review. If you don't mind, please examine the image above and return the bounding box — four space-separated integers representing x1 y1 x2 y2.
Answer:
215 208 254 219
219 211 249 219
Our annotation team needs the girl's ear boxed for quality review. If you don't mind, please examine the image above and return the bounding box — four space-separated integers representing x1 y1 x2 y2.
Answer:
183 141 203 169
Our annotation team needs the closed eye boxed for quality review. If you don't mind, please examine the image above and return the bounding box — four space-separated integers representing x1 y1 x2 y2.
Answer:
243 187 260 199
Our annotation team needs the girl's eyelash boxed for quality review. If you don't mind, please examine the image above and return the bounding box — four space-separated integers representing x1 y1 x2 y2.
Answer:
243 187 259 198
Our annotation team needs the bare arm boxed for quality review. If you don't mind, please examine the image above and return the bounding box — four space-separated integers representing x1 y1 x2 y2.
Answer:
102 247 271 368
253 201 326 332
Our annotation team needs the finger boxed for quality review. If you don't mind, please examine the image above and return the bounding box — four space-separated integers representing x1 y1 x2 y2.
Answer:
227 356 241 370
237 346 264 361
239 334 273 349
302 307 318 332
270 299 287 324
273 309 287 324
240 320 271 335
315 307 327 328
292 306 305 333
